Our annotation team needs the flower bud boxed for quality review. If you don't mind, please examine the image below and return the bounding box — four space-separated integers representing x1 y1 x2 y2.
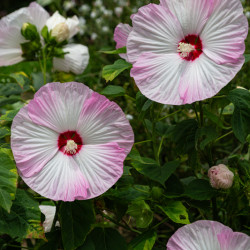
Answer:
208 164 234 189
21 22 40 41
51 22 70 43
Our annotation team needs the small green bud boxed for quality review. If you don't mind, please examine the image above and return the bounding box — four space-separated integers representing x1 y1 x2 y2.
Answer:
21 22 40 41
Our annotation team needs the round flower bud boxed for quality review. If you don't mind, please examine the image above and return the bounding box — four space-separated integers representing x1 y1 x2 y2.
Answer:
21 22 40 41
51 22 70 43
208 164 234 189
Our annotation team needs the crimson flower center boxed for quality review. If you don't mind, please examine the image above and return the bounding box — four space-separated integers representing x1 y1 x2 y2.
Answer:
177 35 203 61
58 130 83 156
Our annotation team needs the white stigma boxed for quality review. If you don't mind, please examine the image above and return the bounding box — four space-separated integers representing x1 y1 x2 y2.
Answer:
177 42 195 58
64 140 77 154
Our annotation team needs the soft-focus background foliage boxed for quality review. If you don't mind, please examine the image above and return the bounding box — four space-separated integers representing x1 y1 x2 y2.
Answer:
0 0 250 249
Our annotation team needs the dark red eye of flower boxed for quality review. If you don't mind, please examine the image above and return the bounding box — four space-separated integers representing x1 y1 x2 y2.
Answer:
177 35 203 61
58 130 83 156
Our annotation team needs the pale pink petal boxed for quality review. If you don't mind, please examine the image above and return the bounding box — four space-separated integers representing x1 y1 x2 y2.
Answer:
76 92 134 154
200 0 248 64
53 44 89 74
11 106 58 178
218 230 250 250
178 54 245 104
160 0 214 36
66 16 79 38
22 152 89 201
130 52 186 105
74 143 126 199
114 23 132 60
39 205 56 233
28 2 50 31
167 220 232 250
127 4 183 63
28 82 93 133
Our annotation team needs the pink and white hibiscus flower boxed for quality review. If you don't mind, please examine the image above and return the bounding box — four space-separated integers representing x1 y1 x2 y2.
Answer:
114 0 248 105
11 82 134 201
0 2 89 74
167 220 250 250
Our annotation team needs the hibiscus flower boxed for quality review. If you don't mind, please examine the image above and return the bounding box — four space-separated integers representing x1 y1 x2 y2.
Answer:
167 220 250 250
11 82 134 201
114 0 248 104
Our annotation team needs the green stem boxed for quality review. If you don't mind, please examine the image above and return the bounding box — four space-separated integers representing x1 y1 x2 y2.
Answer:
42 48 47 85
157 136 164 162
215 131 233 143
199 101 204 127
51 201 61 232
158 110 181 121
212 197 218 220
134 139 152 145
124 94 136 101
151 218 168 229
192 103 200 126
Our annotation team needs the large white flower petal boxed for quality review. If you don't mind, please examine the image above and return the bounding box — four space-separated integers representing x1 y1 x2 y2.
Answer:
76 92 134 154
218 230 250 250
53 44 89 75
46 11 66 31
74 143 126 199
167 220 231 250
201 0 248 64
11 106 58 178
160 0 214 36
28 82 93 133
22 152 89 201
127 3 184 63
28 2 50 31
114 23 132 61
66 16 79 39
130 52 186 105
178 54 245 104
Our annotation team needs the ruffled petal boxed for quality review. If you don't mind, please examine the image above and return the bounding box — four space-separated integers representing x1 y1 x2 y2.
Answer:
22 152 89 201
46 11 66 31
114 23 132 60
53 44 89 75
127 3 183 63
200 0 248 64
74 143 126 199
218 230 250 250
160 0 214 35
11 106 58 178
76 92 134 154
167 220 231 250
28 82 93 133
178 54 245 104
28 2 50 31
66 16 80 39
130 52 186 105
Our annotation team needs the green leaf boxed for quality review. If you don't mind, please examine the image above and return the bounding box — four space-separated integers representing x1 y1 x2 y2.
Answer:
244 54 250 63
0 95 21 106
105 185 150 202
184 179 216 200
0 189 44 240
101 85 126 97
127 201 153 228
0 151 17 212
100 46 126 54
60 200 95 250
195 127 218 150
129 230 157 250
132 158 180 186
204 109 230 130
158 201 190 224
102 59 132 82
83 227 127 250
0 109 20 122
0 127 10 139
227 88 250 142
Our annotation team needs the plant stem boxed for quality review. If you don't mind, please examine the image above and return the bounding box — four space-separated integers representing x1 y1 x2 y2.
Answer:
51 201 62 232
158 110 181 121
212 197 218 220
134 139 152 145
215 131 233 143
192 103 200 125
42 48 47 85
199 101 204 126
151 218 168 229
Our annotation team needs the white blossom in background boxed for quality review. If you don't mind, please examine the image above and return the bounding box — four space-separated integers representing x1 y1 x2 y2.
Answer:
102 26 109 33
90 11 98 19
245 11 250 19
79 4 90 13
78 17 86 35
126 114 133 120
115 7 123 17
53 44 89 75
91 33 98 40
63 1 76 11
39 205 59 232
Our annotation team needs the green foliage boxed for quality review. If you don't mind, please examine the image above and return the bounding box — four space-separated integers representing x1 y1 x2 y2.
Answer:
100 46 126 54
101 85 126 97
0 150 17 212
0 189 44 240
60 200 95 250
129 230 157 250
102 59 132 82
158 201 190 224
127 201 153 228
